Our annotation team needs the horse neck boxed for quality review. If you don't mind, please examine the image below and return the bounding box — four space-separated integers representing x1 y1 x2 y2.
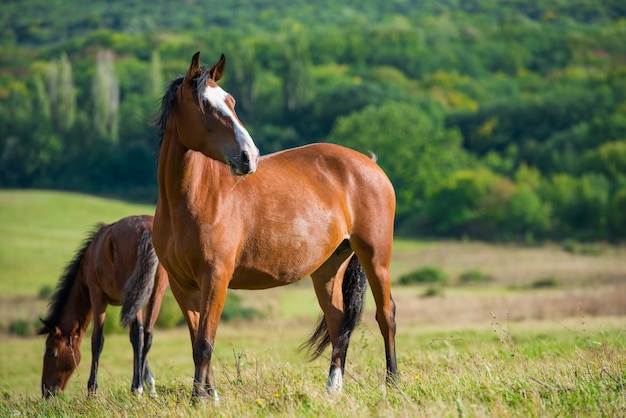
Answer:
158 125 229 207
58 268 93 336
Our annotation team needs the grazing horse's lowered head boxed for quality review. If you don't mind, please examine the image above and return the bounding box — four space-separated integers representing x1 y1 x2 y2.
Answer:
40 320 82 397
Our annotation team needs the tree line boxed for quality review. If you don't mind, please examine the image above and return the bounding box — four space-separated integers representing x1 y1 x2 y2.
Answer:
1 0 626 242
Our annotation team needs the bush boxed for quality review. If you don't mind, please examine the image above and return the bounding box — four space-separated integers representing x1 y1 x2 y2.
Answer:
103 306 125 334
458 269 494 285
9 319 33 336
421 287 444 298
155 292 185 329
562 240 603 255
38 285 54 300
399 266 448 285
530 277 560 288
221 292 264 322
154 291 263 328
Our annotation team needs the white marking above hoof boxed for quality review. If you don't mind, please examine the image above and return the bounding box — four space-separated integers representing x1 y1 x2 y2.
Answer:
326 368 343 394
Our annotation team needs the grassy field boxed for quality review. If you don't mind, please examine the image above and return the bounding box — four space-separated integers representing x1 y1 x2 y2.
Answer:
1 190 625 416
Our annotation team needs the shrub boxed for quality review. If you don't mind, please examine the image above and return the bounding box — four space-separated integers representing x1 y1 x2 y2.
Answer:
9 319 32 336
421 287 444 298
155 292 185 329
221 292 264 322
562 240 603 255
458 269 494 285
530 277 560 288
104 306 124 334
38 285 54 300
398 266 447 285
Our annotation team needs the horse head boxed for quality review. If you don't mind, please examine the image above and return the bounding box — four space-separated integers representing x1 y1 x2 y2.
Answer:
173 51 259 175
39 319 82 398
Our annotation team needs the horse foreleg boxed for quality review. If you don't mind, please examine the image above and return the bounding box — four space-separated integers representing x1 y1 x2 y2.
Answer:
88 308 106 395
168 279 213 402
192 273 229 403
129 316 144 395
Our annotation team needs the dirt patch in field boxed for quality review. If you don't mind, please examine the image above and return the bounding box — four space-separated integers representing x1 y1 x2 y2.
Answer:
392 241 625 286
389 284 626 326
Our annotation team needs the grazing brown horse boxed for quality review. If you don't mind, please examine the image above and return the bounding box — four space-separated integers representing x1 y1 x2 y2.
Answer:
153 52 398 402
39 215 168 398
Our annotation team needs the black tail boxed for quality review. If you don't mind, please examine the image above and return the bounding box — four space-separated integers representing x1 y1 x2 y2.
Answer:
301 255 368 359
120 232 158 327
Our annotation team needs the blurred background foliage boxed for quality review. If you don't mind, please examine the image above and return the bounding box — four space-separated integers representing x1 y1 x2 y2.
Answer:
1 0 626 242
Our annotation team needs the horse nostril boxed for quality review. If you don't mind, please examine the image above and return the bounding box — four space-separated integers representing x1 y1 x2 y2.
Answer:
241 151 251 172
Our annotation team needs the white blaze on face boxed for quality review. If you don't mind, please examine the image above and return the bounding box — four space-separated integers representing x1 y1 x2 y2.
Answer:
202 85 252 141
202 84 234 119
202 84 259 170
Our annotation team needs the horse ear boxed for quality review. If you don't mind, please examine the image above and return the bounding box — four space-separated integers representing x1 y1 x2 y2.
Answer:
71 320 80 335
38 318 53 335
208 54 226 82
185 51 201 82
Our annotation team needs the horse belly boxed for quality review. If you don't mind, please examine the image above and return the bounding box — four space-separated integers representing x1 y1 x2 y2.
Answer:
229 229 340 290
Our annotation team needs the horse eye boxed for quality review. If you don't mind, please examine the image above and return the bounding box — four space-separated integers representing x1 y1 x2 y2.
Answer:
203 101 213 111
47 350 57 358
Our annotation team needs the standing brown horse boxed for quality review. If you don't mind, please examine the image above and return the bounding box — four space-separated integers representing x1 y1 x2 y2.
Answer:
39 215 168 398
153 52 398 402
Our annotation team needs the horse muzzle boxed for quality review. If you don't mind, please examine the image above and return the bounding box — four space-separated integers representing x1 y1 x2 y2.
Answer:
229 149 259 176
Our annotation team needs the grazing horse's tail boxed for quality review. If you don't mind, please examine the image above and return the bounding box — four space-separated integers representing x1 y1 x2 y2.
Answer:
301 255 368 359
120 232 158 327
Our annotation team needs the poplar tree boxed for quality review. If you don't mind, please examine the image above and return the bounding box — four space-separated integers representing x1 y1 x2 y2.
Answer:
92 49 120 143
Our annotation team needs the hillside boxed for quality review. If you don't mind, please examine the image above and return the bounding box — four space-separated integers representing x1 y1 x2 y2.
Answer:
1 0 626 241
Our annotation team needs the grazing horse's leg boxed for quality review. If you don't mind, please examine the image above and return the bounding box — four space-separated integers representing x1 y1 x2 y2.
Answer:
129 315 145 395
88 302 107 395
311 253 352 394
144 361 156 394
350 237 398 385
141 272 166 397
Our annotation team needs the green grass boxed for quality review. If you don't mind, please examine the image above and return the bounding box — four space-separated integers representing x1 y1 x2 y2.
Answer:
1 190 625 416
1 318 624 417
0 190 155 295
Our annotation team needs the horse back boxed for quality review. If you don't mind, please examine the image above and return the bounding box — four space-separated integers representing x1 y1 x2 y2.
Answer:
85 215 156 306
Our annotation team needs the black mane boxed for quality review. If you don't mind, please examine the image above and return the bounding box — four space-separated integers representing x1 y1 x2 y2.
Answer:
40 224 105 331
155 67 212 146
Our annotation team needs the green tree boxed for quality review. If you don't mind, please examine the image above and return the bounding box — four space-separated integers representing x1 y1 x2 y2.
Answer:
330 100 475 232
92 49 120 143
541 173 610 239
608 186 626 241
582 140 626 181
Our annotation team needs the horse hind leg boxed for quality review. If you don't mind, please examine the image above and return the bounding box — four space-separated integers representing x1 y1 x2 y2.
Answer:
129 315 145 395
309 246 365 394
350 237 399 385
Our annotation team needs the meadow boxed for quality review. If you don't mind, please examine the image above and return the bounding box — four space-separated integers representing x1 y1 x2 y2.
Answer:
0 190 625 417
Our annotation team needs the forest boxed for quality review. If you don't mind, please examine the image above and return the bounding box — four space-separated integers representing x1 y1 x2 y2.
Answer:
1 0 626 241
